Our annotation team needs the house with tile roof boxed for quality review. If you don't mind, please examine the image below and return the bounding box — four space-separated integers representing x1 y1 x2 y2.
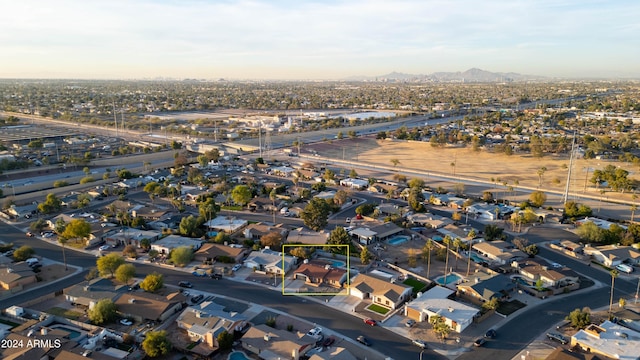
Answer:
293 262 347 288
472 240 527 265
404 286 479 332
0 262 37 290
511 259 580 288
63 278 126 309
456 274 515 303
349 273 412 310
176 301 247 349
194 243 248 264
241 324 315 360
115 291 185 322
243 248 295 275
583 245 640 267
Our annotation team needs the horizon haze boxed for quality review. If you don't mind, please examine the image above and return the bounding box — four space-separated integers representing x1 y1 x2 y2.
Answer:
1 0 639 80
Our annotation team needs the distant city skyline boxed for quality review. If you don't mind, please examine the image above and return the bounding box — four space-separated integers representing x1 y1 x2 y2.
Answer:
1 0 639 80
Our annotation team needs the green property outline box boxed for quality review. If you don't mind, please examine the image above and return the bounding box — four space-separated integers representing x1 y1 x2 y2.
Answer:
281 244 350 296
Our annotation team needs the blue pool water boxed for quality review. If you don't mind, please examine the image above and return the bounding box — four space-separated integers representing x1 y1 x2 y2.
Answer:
432 236 443 242
469 252 484 263
512 276 532 287
435 273 463 285
332 260 346 268
388 235 410 246
54 326 81 339
228 351 251 360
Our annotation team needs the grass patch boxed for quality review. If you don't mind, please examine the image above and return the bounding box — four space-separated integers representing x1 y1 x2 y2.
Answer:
367 304 390 315
221 206 243 211
48 307 84 320
65 240 87 249
403 278 427 294
496 299 526 316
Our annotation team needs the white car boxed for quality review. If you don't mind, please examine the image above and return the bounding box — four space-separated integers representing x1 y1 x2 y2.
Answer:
232 264 242 272
99 245 110 251
120 319 133 326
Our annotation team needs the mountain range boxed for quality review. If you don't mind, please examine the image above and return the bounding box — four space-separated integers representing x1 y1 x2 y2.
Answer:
345 68 545 82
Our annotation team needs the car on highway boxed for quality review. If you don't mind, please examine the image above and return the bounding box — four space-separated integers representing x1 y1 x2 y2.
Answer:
363 318 377 326
99 245 110 251
178 281 193 288
412 339 427 349
546 332 568 344
120 319 133 326
356 336 371 346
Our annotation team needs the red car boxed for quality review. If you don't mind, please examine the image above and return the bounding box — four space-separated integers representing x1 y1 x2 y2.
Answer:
364 318 377 326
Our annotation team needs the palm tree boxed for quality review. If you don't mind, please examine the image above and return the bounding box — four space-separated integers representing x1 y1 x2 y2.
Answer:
537 167 547 188
423 239 433 278
443 236 451 284
269 189 277 224
453 238 465 270
609 269 619 318
631 204 637 222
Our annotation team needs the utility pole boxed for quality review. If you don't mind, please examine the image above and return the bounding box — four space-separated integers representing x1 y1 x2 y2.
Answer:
562 133 576 204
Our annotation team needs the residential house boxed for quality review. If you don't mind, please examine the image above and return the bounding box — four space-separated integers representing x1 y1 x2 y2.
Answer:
241 324 315 360
570 321 640 360
544 347 603 360
367 182 400 198
243 248 295 275
115 291 185 323
339 178 368 190
376 203 408 217
350 221 403 245
286 227 329 245
148 214 184 232
349 273 412 310
204 216 248 234
456 274 515 304
472 240 527 265
407 213 453 229
194 243 248 264
511 259 580 288
150 235 203 255
612 308 640 333
404 286 479 333
583 245 640 267
243 223 289 241
63 278 126 309
0 263 37 291
103 227 161 248
247 197 278 212
130 205 170 221
437 224 478 244
271 166 295 177
176 301 247 349
293 261 347 288
5 203 38 218
314 190 336 201
309 347 357 360
575 217 627 230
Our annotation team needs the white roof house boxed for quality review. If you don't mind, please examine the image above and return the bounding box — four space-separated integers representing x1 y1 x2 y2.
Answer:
243 248 295 275
571 321 640 360
404 286 479 333
150 235 203 254
339 178 368 189
204 216 248 233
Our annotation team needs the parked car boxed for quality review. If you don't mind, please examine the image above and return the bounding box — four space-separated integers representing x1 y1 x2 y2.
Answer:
364 318 377 326
473 338 486 347
405 319 416 328
210 273 222 280
307 327 323 338
26 232 34 237
412 339 427 349
120 319 133 326
99 245 110 251
616 263 634 274
178 281 193 288
356 336 371 346
232 264 242 272
484 329 497 338
546 332 568 344
190 294 204 304
322 337 335 347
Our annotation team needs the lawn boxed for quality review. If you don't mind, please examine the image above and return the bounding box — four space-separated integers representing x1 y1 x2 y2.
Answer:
403 278 427 294
367 304 390 315
496 299 527 316
48 307 84 320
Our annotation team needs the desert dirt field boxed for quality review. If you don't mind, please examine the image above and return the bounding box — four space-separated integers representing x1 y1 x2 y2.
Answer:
307 137 638 202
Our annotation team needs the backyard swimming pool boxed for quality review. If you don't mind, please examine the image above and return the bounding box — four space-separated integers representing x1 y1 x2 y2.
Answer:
331 260 346 268
387 235 410 246
228 351 251 360
435 273 463 285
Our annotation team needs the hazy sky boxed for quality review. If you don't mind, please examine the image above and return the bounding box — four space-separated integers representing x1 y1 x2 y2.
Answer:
1 0 638 80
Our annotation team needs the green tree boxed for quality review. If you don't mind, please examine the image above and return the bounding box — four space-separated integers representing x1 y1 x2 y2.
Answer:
529 191 547 207
29 218 48 232
140 272 164 292
217 330 234 350
290 247 309 259
333 189 348 206
360 247 371 265
429 315 451 340
407 187 425 212
13 245 35 262
260 231 283 249
198 197 219 223
609 269 619 317
170 246 194 267
327 226 351 247
61 219 91 243
179 215 201 237
142 330 172 358
37 193 62 214
96 253 125 278
566 307 591 329
482 297 499 311
115 263 136 285
407 178 425 189
122 244 138 259
301 197 331 231
484 224 505 241
88 299 117 325
231 185 252 206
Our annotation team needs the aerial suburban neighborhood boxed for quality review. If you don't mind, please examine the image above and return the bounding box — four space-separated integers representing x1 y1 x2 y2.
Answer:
1 1 640 358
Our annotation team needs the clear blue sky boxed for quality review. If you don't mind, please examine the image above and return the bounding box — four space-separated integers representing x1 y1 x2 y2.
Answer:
1 0 638 80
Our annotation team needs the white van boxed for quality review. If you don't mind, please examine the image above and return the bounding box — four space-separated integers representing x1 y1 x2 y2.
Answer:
616 264 634 274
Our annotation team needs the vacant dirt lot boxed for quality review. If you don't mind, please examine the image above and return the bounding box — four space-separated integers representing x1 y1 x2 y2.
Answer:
308 137 638 202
